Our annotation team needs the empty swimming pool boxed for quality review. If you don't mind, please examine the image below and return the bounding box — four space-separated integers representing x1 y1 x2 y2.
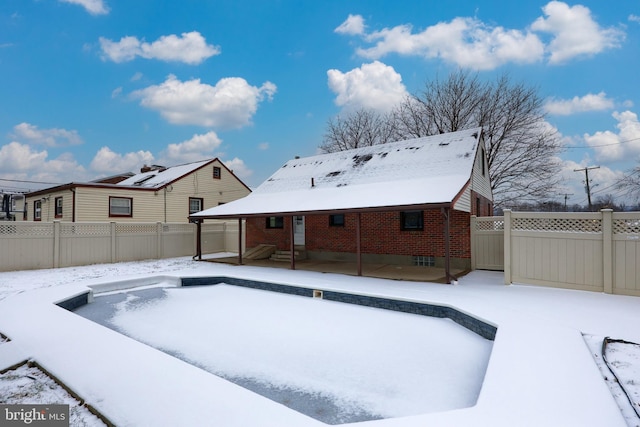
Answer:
73 281 493 424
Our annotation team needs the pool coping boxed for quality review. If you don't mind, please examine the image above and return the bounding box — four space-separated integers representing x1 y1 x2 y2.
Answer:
0 268 628 427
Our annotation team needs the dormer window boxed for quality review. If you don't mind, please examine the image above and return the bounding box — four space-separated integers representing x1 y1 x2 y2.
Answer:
213 166 221 179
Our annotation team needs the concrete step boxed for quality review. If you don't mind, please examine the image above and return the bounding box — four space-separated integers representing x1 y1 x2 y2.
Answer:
269 249 307 262
243 244 276 260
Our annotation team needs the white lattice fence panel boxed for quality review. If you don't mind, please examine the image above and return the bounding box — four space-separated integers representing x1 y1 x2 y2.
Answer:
0 222 53 236
61 223 111 236
512 217 602 233
475 217 505 231
612 218 640 235
116 223 158 234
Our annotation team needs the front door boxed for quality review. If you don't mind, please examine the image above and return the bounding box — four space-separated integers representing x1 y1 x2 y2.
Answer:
293 216 305 246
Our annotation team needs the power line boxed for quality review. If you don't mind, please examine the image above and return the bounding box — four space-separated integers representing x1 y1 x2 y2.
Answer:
0 178 63 185
564 136 640 150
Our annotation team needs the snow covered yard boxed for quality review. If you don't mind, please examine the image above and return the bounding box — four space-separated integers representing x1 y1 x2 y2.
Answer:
0 256 639 426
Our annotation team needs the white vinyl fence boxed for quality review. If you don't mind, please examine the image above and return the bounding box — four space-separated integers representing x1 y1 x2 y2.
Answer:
0 221 242 272
471 210 640 297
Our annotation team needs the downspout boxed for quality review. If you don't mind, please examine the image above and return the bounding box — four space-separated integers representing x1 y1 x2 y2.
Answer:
71 188 76 222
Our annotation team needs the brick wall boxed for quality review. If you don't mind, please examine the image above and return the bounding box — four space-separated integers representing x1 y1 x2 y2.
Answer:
246 208 473 259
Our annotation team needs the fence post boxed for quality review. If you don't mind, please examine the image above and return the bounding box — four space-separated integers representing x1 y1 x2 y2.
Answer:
601 209 613 294
110 222 116 263
53 221 60 268
503 210 512 285
156 222 163 259
470 215 477 270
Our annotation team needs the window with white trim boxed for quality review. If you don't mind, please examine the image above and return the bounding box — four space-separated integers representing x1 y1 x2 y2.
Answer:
109 197 132 217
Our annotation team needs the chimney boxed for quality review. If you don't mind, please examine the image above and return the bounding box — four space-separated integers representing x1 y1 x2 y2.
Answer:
141 164 151 173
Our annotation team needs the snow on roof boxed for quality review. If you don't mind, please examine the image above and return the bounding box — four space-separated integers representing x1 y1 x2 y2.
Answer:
117 159 213 188
193 128 482 218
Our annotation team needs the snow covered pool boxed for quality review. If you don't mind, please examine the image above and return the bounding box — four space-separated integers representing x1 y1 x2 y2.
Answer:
73 283 494 424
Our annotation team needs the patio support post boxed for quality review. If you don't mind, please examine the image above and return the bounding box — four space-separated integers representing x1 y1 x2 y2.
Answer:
238 218 243 265
290 216 296 270
196 219 202 261
356 212 362 276
443 207 452 284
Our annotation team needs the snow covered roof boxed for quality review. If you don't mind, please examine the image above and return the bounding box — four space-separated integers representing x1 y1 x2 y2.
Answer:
192 128 482 218
117 159 213 189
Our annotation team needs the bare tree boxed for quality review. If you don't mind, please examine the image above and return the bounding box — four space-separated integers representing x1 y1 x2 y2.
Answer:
319 109 395 153
615 167 640 204
322 70 563 207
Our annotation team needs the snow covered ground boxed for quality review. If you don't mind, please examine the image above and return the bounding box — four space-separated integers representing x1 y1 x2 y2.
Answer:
0 256 639 426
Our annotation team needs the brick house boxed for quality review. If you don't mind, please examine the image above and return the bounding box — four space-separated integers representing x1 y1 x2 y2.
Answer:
191 128 492 282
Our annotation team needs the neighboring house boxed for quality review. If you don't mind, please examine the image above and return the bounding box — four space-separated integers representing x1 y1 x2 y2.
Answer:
191 128 492 282
0 192 25 221
23 158 251 223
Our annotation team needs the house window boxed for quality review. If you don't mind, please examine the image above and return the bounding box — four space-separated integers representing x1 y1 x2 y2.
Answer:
329 214 345 226
266 216 284 229
34 200 42 221
109 197 132 217
213 166 221 179
55 197 63 218
401 211 423 230
481 148 486 176
189 197 203 214
23 202 27 221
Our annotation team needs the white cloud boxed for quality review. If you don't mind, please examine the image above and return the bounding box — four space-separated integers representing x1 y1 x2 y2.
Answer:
584 111 640 162
130 72 143 82
630 15 640 24
545 92 614 115
99 31 220 65
160 131 223 164
531 1 624 64
338 1 623 69
335 14 366 35
12 123 82 147
258 142 269 150
0 142 48 172
132 75 277 128
222 157 252 180
351 17 544 70
0 142 87 186
327 61 408 112
59 0 109 15
90 146 155 174
111 87 123 99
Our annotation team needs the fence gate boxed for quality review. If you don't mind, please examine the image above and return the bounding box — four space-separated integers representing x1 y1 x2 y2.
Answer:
471 216 505 271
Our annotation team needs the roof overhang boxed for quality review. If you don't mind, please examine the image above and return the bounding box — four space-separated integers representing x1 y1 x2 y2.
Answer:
190 202 453 220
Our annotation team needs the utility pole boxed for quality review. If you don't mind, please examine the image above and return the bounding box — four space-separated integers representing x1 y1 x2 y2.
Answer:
574 166 600 211
559 193 574 211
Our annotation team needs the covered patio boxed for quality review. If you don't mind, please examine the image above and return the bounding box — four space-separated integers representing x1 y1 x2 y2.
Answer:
203 250 469 283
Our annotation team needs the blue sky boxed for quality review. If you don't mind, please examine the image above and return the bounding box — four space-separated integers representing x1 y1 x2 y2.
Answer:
1 0 639 206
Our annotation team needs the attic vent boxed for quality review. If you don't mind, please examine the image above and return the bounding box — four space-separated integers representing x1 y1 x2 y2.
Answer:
326 171 342 177
352 154 373 167
438 142 450 146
